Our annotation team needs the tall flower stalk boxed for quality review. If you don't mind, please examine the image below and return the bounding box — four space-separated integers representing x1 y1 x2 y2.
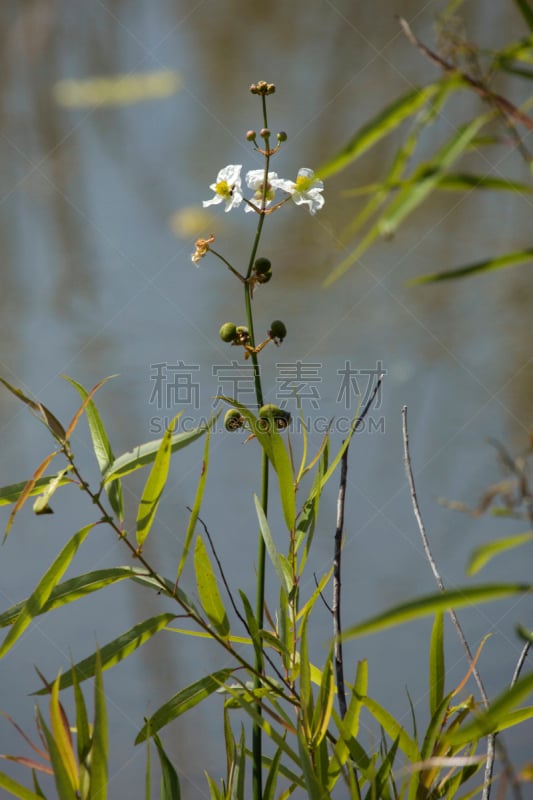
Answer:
194 80 324 799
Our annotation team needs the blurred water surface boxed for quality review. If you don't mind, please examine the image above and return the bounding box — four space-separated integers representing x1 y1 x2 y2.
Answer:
0 1 532 796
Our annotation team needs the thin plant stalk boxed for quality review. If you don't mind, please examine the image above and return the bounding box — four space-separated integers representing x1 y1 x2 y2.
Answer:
245 90 271 800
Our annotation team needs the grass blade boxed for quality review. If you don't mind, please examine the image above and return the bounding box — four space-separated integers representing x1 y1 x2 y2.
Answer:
176 429 210 582
153 732 181 800
467 531 533 575
254 495 292 595
429 612 445 717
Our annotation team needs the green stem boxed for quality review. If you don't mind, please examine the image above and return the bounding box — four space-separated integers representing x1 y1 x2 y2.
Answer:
249 91 271 800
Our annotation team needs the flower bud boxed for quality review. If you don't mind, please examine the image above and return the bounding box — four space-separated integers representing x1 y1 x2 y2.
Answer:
246 130 257 142
254 257 271 275
224 408 243 432
259 128 270 139
219 322 237 343
269 320 287 341
277 131 287 142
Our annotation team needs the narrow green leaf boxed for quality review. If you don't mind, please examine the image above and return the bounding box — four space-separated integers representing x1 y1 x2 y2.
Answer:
0 524 94 659
37 709 78 800
263 743 283 800
64 376 123 520
221 683 301 767
176 430 210 582
33 613 176 694
514 0 533 30
254 495 292 595
297 730 323 800
71 665 90 774
32 468 71 515
5 451 58 539
194 536 229 637
135 669 233 743
420 691 455 761
0 771 44 800
269 433 296 532
412 248 533 284
136 417 177 550
379 114 491 238
429 612 445 717
153 732 181 800
89 650 108 800
50 674 78 793
299 612 313 737
467 532 533 575
329 661 368 788
448 670 533 745
103 419 209 483
311 650 335 747
343 584 531 641
316 84 441 180
0 567 149 628
0 474 73 507
360 695 420 763
232 726 246 800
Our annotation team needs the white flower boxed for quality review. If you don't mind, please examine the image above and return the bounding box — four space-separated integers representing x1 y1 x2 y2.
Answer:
271 168 324 215
203 165 243 212
244 169 279 212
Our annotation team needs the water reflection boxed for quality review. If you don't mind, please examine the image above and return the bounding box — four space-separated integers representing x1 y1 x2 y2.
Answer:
0 1 532 795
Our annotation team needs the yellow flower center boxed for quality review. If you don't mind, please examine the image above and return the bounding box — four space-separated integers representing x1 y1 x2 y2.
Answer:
295 174 313 193
215 180 231 198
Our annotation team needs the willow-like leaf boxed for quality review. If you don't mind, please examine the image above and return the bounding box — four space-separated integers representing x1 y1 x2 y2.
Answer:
254 495 292 595
103 419 209 483
429 613 445 717
342 584 531 641
412 248 533 284
34 614 175 695
176 429 210 582
316 84 441 180
90 650 108 800
153 732 181 800
135 669 233 744
0 771 44 800
136 417 177 550
194 536 229 637
467 532 533 575
37 709 78 800
0 567 152 628
0 475 73 508
50 674 78 793
447 670 533 745
64 376 123 520
0 524 94 659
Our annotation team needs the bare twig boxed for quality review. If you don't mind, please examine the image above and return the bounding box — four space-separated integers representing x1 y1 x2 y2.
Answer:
333 444 349 719
510 640 531 689
401 406 496 800
398 17 533 133
331 373 385 720
313 572 333 614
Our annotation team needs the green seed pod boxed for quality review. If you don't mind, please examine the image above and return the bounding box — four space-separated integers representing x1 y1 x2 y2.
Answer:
254 257 271 275
219 322 237 343
224 408 242 431
256 270 272 284
258 404 291 431
269 320 287 341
